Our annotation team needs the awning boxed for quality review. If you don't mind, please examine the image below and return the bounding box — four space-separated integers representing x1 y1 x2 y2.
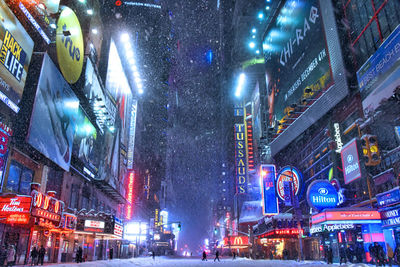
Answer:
239 201 264 224
92 179 126 204
311 208 381 225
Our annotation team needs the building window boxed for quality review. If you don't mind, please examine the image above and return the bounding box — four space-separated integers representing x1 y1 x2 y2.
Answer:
5 160 34 195
70 184 79 209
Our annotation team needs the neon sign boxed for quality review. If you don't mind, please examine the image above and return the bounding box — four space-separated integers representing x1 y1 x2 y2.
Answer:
0 196 31 216
276 166 302 200
6 213 29 224
224 235 249 246
125 171 134 220
235 124 247 194
84 220 105 232
31 191 63 226
261 164 279 215
259 228 301 238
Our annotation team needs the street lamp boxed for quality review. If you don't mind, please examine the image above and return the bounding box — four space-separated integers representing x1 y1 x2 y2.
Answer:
234 73 246 98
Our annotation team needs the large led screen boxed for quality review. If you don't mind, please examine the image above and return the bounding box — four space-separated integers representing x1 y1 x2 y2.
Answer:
97 129 119 190
0 0 34 113
72 107 99 174
28 54 79 171
263 0 333 130
105 39 132 148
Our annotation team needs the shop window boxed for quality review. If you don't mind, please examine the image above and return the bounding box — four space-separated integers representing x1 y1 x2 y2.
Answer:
5 160 34 195
81 196 89 210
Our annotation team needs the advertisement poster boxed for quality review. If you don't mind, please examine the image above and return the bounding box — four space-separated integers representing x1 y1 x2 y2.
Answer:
341 138 364 184
105 39 132 148
263 0 333 131
357 24 400 115
84 59 116 133
261 164 279 215
72 107 99 174
0 0 34 112
28 54 79 171
98 129 119 189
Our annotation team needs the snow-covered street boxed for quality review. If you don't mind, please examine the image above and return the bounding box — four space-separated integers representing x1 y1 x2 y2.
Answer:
46 257 372 267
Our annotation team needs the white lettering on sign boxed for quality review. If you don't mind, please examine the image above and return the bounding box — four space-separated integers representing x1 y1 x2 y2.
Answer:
312 195 336 203
84 220 104 229
1 198 24 212
333 123 343 153
310 223 354 234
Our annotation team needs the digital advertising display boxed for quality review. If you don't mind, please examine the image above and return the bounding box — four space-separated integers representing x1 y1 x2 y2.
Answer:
84 58 116 133
264 0 333 132
357 24 400 115
105 39 132 148
72 107 99 175
0 0 34 113
28 54 79 171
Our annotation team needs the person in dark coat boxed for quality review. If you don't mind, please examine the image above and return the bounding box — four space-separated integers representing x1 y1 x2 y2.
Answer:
339 245 347 265
356 243 364 263
0 246 7 266
37 246 45 266
232 251 236 260
30 247 38 266
326 246 333 264
346 245 353 263
109 248 113 260
202 251 207 261
283 248 289 260
214 250 220 262
76 246 83 263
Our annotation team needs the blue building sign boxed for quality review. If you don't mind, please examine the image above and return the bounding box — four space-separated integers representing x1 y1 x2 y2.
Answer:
307 180 339 211
261 164 279 215
377 187 400 208
381 207 400 227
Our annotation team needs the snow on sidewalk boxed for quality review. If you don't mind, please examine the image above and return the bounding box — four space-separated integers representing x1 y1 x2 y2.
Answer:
44 257 373 267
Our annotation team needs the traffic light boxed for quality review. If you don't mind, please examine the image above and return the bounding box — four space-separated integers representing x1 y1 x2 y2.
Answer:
214 228 217 235
361 135 381 166
178 223 181 231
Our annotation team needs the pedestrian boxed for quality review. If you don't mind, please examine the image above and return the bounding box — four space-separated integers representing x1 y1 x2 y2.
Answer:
109 247 113 260
327 246 333 264
76 246 83 263
339 245 347 265
346 245 353 263
292 250 298 261
356 243 364 263
394 245 400 265
152 250 155 260
38 246 45 266
387 244 394 267
0 246 7 266
6 245 15 267
214 250 220 262
30 247 38 266
202 251 207 261
232 251 236 260
282 248 288 260
377 243 386 267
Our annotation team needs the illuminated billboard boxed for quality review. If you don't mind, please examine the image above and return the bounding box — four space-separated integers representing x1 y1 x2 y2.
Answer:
235 124 247 194
72 107 99 176
105 39 132 148
341 138 365 184
28 54 79 171
264 0 348 155
0 0 34 113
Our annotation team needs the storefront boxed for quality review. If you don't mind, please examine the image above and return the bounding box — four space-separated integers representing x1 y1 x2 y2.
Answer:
377 187 400 253
310 208 383 263
223 235 250 257
256 228 301 260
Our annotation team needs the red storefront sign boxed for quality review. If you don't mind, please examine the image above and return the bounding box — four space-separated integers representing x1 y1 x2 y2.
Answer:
259 228 301 238
312 210 381 224
0 196 32 215
224 235 249 246
31 191 63 227
6 213 30 224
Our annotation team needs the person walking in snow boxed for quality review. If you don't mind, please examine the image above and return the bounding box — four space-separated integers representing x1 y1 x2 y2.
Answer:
232 251 236 260
214 250 220 262
202 251 207 261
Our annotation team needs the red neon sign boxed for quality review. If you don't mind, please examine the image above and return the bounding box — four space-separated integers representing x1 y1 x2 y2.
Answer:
259 228 301 238
6 213 30 224
312 210 381 224
125 171 135 219
0 196 32 216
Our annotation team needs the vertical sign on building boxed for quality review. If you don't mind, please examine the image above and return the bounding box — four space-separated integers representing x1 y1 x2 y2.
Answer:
245 104 255 172
261 164 279 215
235 124 247 194
0 122 12 190
127 99 137 170
125 171 134 220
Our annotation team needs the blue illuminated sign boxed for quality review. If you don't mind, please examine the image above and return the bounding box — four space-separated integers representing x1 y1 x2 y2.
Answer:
376 187 400 208
381 207 400 227
307 180 338 211
261 164 279 215
19 2 50 44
